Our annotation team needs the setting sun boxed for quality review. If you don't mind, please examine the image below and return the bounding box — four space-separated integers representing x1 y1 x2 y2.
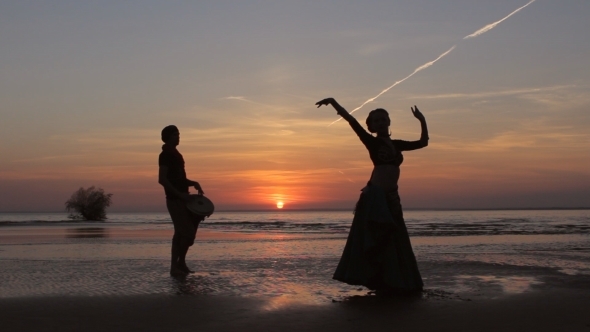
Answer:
276 201 284 209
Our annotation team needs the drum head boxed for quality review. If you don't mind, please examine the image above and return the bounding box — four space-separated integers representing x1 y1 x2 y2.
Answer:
186 195 215 217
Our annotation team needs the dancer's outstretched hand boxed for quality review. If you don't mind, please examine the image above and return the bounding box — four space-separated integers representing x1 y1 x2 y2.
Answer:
315 98 335 108
411 105 425 121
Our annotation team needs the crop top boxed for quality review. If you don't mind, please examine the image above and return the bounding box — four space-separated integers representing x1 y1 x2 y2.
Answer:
346 116 428 167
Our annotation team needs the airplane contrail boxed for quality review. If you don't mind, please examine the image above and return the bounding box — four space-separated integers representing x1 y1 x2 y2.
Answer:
329 45 456 126
464 0 536 39
223 96 274 107
328 0 536 126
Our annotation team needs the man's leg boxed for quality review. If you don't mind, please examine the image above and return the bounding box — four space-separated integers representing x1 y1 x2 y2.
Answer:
177 243 192 273
167 199 191 276
178 218 202 273
170 235 186 275
178 218 200 273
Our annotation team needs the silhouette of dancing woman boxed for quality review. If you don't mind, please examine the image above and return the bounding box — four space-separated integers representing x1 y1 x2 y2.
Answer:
316 98 428 294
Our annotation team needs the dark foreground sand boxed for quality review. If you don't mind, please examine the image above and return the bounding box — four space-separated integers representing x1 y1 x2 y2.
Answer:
2 288 589 332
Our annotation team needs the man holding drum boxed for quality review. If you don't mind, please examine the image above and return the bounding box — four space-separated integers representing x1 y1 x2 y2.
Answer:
158 125 205 276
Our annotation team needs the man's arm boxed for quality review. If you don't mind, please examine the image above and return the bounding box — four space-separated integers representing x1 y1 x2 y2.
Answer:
158 166 191 201
186 179 204 195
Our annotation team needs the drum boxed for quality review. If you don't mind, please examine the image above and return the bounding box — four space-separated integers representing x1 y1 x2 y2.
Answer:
186 195 215 217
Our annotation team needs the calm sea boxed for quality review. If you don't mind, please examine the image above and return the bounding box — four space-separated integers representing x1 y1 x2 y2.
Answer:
1 209 589 236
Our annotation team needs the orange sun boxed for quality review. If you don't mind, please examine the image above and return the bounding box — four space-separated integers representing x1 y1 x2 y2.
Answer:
276 201 284 209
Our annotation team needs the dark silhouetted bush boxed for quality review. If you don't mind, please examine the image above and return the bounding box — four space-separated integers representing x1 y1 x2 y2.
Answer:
65 186 113 221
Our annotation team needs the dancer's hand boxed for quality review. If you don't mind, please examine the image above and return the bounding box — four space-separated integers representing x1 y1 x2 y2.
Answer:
315 98 335 108
411 105 425 122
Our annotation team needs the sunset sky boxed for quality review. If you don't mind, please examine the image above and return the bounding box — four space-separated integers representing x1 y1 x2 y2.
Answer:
1 1 589 212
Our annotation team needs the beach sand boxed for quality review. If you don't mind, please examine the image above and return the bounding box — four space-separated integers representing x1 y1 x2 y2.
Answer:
1 224 589 331
1 289 589 331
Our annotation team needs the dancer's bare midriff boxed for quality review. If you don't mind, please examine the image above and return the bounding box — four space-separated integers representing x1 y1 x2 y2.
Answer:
369 164 400 192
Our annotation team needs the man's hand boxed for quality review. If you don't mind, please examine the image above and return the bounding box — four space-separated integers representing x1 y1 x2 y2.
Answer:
189 181 204 195
194 186 204 196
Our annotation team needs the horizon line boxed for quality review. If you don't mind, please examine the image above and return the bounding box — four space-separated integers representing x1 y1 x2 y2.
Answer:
2 207 589 214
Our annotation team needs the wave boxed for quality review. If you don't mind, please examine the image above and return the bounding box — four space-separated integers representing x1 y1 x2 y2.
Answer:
0 220 84 225
2 212 589 236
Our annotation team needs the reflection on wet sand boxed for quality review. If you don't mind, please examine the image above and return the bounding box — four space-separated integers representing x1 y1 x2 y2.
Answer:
1 222 588 302
66 227 109 239
455 275 543 294
171 274 213 296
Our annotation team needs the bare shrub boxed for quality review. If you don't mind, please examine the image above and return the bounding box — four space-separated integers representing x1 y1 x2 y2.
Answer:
65 186 113 221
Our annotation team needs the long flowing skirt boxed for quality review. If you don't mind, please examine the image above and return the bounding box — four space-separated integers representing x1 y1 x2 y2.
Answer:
333 187 423 291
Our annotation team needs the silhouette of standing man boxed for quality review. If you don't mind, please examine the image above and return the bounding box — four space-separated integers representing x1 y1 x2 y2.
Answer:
158 125 204 276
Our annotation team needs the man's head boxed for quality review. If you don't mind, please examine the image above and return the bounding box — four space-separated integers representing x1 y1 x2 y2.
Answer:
161 125 180 145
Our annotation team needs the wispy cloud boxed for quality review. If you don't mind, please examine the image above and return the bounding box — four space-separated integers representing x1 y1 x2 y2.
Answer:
358 43 391 56
433 122 589 152
222 96 276 108
329 1 537 126
10 154 90 163
223 96 249 102
463 0 536 39
406 85 576 100
329 45 456 126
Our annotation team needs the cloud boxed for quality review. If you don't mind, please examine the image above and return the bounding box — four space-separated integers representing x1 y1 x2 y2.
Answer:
328 1 538 126
10 154 89 163
358 43 391 56
406 85 577 100
223 96 249 101
433 121 589 152
329 45 457 126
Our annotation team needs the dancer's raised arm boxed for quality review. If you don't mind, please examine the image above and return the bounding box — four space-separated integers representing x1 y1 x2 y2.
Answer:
393 105 429 151
316 98 352 120
316 98 367 137
411 105 429 144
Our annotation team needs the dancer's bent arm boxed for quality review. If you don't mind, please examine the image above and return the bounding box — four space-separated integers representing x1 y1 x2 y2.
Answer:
393 106 429 151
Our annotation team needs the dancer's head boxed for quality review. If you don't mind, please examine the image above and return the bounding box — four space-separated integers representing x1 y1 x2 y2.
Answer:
161 125 180 145
366 108 390 134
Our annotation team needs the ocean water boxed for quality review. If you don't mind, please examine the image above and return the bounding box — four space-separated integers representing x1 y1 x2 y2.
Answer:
2 209 589 236
1 210 589 301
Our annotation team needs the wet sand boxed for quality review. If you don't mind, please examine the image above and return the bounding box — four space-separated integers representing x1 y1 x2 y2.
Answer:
0 225 301 243
1 224 589 331
1 289 589 332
